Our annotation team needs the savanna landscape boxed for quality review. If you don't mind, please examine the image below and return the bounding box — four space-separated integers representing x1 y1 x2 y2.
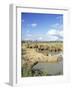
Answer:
21 13 63 77
21 41 63 77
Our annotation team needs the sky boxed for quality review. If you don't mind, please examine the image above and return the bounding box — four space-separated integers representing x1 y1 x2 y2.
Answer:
21 13 63 41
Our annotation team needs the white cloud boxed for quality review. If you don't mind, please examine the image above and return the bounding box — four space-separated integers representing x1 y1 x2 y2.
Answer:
46 29 57 35
27 23 37 28
50 23 63 30
22 28 63 41
51 23 60 28
38 37 43 40
26 34 32 37
46 29 63 41
47 29 63 37
59 30 63 37
31 23 37 27
47 35 58 41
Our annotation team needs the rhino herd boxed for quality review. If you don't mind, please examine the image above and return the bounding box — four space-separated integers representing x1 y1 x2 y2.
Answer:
21 41 63 77
22 42 63 55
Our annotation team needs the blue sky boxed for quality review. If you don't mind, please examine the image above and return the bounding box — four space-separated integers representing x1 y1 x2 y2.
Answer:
21 13 63 41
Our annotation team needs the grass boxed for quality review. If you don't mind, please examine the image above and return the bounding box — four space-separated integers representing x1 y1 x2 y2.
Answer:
21 41 63 77
21 64 49 77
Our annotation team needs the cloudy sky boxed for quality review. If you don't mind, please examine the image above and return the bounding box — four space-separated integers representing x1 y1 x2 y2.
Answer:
21 13 63 41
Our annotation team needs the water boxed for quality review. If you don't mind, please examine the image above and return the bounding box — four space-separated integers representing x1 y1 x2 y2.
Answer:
32 51 63 76
32 60 63 76
49 51 63 56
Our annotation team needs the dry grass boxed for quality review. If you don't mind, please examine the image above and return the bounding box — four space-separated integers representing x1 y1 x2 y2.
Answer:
22 48 62 68
21 41 63 77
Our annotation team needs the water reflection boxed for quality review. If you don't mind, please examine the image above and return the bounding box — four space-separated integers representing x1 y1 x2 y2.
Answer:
32 60 63 76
